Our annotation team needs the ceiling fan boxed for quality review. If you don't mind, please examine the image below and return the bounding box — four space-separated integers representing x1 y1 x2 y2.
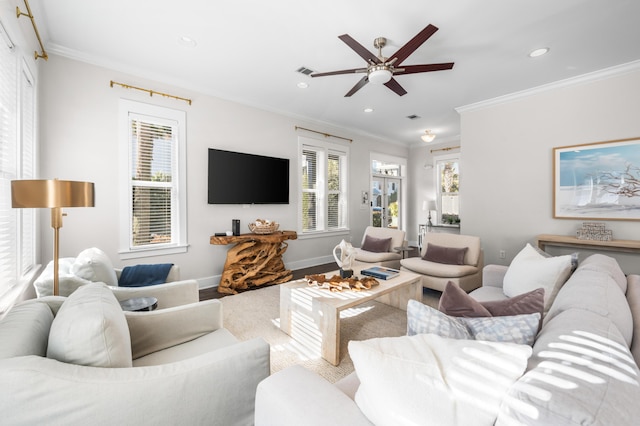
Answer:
311 24 454 97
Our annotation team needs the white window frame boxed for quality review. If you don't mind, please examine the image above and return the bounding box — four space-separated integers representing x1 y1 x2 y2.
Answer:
298 136 349 237
0 25 37 313
434 153 460 225
118 99 188 259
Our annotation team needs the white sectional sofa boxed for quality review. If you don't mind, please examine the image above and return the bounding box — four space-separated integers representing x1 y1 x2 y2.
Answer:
255 253 640 425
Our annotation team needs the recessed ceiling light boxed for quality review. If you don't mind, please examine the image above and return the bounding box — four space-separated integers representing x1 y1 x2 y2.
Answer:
297 82 309 89
178 36 197 47
364 108 374 113
529 47 549 58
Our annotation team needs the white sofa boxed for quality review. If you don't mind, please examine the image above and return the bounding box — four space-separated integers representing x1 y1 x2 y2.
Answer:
352 226 407 270
0 283 270 425
255 254 640 425
400 232 483 292
34 247 199 309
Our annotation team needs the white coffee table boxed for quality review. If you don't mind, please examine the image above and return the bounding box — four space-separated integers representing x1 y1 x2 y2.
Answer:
279 268 422 365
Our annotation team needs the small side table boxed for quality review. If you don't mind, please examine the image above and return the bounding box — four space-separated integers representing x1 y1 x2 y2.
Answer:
394 246 412 259
120 296 158 312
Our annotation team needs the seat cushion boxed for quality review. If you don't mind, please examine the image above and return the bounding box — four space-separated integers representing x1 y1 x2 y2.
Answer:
354 248 401 263
133 328 239 366
47 283 132 367
400 257 478 278
70 247 118 287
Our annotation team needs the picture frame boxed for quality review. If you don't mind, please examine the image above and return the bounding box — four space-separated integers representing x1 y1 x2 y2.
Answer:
554 137 640 220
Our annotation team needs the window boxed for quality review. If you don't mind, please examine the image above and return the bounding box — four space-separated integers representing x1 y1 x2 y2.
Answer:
299 137 348 234
119 100 187 258
436 155 460 225
0 26 36 311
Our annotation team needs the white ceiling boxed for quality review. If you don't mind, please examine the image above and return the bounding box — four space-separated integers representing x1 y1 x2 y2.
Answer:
28 0 640 145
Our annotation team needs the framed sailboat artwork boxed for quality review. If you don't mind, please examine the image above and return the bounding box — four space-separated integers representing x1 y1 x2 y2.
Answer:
554 137 640 220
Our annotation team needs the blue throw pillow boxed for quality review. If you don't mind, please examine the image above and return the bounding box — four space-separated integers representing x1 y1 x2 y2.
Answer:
118 263 173 287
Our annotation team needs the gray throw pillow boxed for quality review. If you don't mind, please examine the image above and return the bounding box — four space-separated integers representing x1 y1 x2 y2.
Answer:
361 235 392 253
422 243 467 265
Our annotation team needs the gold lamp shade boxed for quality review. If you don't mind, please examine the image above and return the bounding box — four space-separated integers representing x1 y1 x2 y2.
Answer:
11 179 94 209
11 179 95 296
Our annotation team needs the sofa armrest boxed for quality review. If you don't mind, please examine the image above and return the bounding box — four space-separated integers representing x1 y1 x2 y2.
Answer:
255 365 373 426
482 264 508 288
125 299 223 359
0 337 270 426
110 279 199 309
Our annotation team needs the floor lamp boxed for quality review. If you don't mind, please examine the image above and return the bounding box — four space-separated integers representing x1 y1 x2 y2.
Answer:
11 179 95 296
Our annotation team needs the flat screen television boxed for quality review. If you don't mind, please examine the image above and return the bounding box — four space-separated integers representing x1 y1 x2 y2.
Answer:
208 148 290 204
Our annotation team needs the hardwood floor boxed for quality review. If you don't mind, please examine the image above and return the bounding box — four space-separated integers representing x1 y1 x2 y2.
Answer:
199 245 420 301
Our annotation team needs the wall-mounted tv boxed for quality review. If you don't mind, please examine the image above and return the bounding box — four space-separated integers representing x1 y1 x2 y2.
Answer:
208 148 290 204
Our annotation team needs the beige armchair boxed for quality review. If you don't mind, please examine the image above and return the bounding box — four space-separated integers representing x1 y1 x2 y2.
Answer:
400 232 483 292
34 247 198 309
0 283 270 425
352 226 407 270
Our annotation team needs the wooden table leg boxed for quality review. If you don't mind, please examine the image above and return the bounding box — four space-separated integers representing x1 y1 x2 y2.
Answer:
317 299 340 366
279 285 293 335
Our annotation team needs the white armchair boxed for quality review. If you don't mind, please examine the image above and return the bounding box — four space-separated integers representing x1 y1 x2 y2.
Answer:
33 247 198 309
352 226 407 270
0 283 270 425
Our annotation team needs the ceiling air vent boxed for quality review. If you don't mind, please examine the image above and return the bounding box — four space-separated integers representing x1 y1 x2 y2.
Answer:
406 114 421 120
296 66 315 75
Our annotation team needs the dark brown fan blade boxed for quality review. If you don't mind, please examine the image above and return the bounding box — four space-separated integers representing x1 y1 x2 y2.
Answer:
393 63 454 76
389 24 439 65
338 34 381 65
384 78 407 96
345 76 369 97
311 68 367 78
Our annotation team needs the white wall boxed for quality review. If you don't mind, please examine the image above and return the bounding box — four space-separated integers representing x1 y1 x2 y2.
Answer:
460 64 640 274
37 55 409 286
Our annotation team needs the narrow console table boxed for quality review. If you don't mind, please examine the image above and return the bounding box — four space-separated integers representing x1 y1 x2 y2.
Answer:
536 234 640 254
210 230 297 294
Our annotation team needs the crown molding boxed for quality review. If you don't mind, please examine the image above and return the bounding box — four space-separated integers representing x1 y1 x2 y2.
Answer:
456 60 640 113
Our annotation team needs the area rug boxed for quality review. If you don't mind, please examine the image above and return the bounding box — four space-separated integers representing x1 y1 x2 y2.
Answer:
221 284 440 383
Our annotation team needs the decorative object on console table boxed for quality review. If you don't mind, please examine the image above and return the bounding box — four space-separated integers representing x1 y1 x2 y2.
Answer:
210 230 297 294
576 222 613 241
248 219 279 235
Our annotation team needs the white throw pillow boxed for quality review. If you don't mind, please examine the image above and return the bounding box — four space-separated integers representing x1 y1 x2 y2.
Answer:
47 283 132 367
503 243 572 312
70 247 118 287
350 334 532 426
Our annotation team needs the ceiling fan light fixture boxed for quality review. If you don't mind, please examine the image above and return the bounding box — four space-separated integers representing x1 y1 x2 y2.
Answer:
368 66 392 85
421 130 436 143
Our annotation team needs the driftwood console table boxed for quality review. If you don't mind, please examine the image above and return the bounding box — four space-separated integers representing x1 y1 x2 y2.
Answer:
210 230 297 294
536 234 640 254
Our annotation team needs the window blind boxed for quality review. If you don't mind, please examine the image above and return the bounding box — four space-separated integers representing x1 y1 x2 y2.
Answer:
128 116 176 247
0 29 18 301
301 141 348 233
